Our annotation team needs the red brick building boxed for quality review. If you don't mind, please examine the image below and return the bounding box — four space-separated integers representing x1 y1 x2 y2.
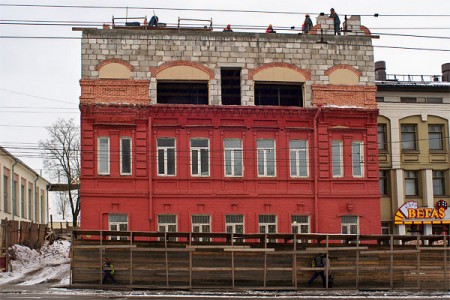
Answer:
78 15 381 235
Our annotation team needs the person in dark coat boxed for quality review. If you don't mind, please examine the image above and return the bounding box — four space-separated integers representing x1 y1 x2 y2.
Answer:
329 8 341 35
302 14 314 33
102 258 116 284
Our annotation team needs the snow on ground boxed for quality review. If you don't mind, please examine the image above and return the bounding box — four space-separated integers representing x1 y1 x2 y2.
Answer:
0 240 70 285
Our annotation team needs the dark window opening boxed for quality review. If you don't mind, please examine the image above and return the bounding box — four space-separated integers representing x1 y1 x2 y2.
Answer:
157 81 208 105
255 82 303 107
376 97 385 102
426 97 443 104
221 68 241 105
400 97 417 103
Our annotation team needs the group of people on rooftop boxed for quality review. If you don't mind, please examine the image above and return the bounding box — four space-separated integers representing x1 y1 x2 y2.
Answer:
223 8 341 35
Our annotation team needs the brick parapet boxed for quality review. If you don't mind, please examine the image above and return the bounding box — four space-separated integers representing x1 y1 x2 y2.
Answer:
80 79 150 105
311 84 378 108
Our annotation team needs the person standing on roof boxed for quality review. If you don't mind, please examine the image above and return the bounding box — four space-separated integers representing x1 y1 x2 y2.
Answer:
223 24 233 32
329 8 341 35
148 15 159 27
302 14 314 34
266 24 276 33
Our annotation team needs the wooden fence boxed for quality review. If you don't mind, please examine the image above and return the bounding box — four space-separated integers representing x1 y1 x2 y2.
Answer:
71 231 450 290
0 219 48 271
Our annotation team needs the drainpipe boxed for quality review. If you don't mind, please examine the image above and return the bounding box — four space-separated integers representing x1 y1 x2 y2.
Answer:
11 160 17 221
313 105 322 233
34 174 39 222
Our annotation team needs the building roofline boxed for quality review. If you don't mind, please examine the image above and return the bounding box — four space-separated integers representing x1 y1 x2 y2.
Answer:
0 145 50 184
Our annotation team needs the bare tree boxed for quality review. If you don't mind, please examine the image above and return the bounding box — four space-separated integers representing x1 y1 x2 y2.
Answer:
40 118 80 227
55 191 70 220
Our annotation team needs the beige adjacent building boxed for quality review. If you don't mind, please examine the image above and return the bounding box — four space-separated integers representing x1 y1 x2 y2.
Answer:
376 62 450 235
0 146 49 223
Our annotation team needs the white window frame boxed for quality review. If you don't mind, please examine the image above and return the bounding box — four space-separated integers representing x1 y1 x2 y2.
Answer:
158 214 177 241
120 137 132 175
98 137 110 175
190 138 210 177
289 140 309 178
352 141 364 178
332 140 343 178
225 214 244 234
192 214 211 242
224 138 243 177
257 139 276 177
108 213 128 241
291 215 310 234
157 138 176 176
341 215 359 235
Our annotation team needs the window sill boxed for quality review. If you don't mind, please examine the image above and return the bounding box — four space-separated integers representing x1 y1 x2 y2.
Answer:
401 150 420 154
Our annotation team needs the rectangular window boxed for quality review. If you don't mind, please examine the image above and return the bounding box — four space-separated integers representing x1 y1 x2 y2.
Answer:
341 215 358 234
400 97 417 103
376 97 384 103
40 194 45 223
224 138 243 177
379 170 388 196
259 214 277 242
108 214 128 241
405 171 419 196
12 179 17 216
426 97 443 104
3 176 9 213
290 140 309 178
257 139 276 177
21 184 25 218
381 222 391 235
221 68 241 105
190 138 210 176
378 124 387 151
158 214 177 241
332 140 343 178
291 215 309 234
401 125 417 150
192 215 210 242
98 137 110 175
429 125 444 150
35 190 38 222
120 137 132 175
157 81 208 105
157 138 176 176
255 83 303 107
225 214 244 234
352 141 364 178
433 170 445 196
28 188 32 220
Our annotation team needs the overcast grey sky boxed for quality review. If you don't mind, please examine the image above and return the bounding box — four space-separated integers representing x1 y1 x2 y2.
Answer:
1 0 450 175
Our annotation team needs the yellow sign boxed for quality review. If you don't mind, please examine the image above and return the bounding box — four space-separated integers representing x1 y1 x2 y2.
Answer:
395 201 450 225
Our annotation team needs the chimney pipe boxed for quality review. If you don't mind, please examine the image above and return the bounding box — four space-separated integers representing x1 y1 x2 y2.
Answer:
442 63 450 82
375 61 386 81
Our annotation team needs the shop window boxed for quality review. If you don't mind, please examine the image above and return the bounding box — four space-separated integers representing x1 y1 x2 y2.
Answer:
157 81 208 104
379 170 388 196
332 140 343 178
432 224 448 235
192 215 210 242
98 137 110 175
225 214 244 234
108 213 128 241
433 170 446 196
429 125 444 150
404 171 419 196
352 141 364 178
158 214 177 241
377 124 387 151
401 124 417 151
255 83 303 107
120 137 132 175
190 138 210 177
289 140 309 178
341 215 359 234
291 215 309 233
224 139 243 177
157 138 176 176
257 139 276 177
221 68 241 105
406 224 422 236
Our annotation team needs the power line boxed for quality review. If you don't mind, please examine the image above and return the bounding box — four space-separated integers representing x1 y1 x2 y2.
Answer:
1 3 450 17
0 89 78 105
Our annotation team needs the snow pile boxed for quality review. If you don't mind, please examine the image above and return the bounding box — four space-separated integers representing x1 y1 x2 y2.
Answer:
0 240 70 286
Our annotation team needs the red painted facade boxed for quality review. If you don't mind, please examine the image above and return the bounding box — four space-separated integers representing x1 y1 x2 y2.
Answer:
80 103 381 234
